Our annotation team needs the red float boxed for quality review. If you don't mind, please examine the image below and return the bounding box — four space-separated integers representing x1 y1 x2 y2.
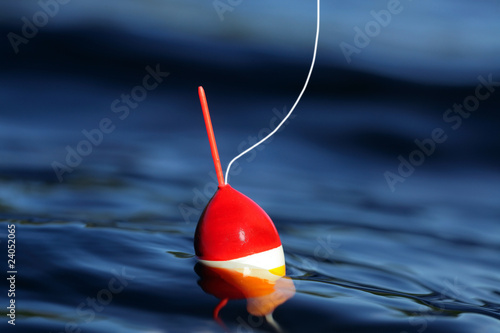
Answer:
194 86 285 276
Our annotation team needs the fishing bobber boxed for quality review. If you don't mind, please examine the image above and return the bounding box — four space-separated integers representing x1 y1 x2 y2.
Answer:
195 184 285 276
194 86 285 276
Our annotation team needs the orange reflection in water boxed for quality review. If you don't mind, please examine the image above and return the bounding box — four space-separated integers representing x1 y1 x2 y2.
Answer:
195 262 295 320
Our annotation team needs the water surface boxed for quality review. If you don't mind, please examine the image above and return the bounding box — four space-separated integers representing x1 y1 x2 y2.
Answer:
1 1 500 332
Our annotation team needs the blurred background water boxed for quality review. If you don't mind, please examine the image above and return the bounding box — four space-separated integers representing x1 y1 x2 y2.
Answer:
1 0 499 332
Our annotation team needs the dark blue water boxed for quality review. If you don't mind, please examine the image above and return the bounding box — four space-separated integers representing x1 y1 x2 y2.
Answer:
1 1 500 332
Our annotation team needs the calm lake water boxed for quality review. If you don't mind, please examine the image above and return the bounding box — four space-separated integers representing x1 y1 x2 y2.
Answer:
1 1 500 332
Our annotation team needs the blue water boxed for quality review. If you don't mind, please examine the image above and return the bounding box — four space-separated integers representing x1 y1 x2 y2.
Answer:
1 0 500 332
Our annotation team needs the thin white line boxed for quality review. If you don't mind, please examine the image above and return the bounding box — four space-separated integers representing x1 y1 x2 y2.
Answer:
224 0 320 184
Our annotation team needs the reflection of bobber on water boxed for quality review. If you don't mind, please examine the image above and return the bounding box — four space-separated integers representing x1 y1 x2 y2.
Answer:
195 262 295 319
194 86 285 276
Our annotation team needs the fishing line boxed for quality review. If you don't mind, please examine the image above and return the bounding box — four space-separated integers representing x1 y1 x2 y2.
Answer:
224 0 320 184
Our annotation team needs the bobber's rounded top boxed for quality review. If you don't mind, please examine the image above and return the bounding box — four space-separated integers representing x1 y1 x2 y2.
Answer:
194 184 282 262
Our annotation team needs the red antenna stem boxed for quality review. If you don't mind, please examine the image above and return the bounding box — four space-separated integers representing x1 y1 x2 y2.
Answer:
198 86 225 187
